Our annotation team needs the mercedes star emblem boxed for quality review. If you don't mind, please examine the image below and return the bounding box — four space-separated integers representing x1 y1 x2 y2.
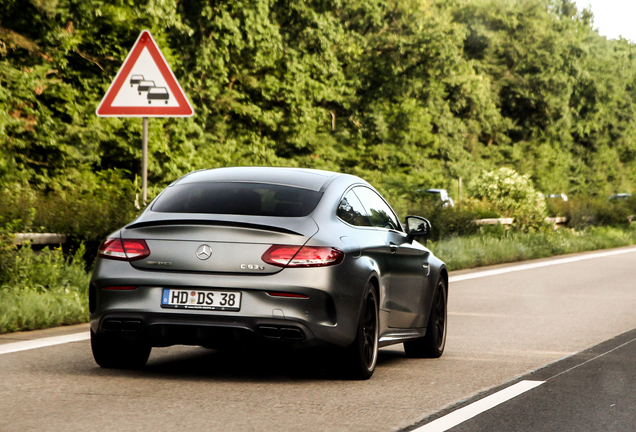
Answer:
196 244 212 260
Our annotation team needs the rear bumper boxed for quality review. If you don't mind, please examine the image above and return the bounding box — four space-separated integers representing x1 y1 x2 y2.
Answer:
91 311 319 349
90 258 369 348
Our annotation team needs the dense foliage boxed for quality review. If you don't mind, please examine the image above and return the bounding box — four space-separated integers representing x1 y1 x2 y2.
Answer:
1 0 635 241
4 0 636 334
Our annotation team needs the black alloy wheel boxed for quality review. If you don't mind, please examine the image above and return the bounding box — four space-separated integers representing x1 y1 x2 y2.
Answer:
404 277 447 358
344 283 379 380
362 289 378 369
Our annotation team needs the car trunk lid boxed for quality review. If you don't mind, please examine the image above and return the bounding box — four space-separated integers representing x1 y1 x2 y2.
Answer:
122 215 318 274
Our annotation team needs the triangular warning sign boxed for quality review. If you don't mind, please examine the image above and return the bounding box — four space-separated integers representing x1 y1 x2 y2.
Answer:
96 30 194 117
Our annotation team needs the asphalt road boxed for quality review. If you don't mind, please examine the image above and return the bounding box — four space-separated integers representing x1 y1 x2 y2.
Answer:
426 328 636 432
1 246 636 432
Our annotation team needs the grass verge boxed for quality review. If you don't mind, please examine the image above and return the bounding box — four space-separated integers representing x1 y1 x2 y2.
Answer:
0 245 90 334
0 288 88 333
429 225 636 271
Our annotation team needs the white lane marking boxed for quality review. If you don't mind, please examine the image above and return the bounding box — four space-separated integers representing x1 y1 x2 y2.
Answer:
413 380 544 432
449 247 636 283
0 332 90 355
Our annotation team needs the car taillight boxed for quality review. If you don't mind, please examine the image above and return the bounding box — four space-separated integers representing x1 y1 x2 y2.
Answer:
262 245 344 268
98 238 150 261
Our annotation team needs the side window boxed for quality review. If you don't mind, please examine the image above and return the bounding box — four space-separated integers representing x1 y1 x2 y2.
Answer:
352 187 402 231
337 190 372 227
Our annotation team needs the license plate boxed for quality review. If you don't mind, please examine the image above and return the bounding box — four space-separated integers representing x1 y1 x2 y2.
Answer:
161 289 241 311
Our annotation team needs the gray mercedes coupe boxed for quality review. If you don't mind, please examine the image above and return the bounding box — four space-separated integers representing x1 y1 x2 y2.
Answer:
90 167 448 379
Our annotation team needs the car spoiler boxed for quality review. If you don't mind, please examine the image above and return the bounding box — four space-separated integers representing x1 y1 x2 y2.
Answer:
125 219 303 236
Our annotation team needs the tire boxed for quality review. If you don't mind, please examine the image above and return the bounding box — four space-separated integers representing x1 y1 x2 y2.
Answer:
404 276 447 358
342 282 379 380
91 330 151 369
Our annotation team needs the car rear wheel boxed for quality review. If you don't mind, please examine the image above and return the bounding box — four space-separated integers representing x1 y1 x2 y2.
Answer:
404 277 447 358
91 330 151 369
343 282 379 380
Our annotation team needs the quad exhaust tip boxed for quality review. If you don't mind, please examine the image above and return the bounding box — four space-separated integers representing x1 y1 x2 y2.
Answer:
102 319 142 332
258 326 305 341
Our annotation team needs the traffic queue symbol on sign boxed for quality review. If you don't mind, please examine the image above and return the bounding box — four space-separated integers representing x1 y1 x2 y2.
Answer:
96 30 194 117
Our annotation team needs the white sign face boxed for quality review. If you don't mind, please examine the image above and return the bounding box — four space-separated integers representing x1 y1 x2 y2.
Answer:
110 48 180 108
96 30 194 117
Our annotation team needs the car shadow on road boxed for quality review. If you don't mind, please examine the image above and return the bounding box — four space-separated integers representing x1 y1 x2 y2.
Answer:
88 345 410 383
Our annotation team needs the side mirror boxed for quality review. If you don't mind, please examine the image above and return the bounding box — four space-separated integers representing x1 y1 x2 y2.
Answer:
405 215 431 242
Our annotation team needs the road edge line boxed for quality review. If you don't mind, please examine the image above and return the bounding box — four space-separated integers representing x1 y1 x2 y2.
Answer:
411 380 544 432
449 247 636 283
0 332 90 355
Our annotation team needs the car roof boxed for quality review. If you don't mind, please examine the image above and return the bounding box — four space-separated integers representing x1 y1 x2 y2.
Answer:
174 167 342 192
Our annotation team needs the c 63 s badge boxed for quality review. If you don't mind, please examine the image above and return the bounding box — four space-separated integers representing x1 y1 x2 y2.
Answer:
241 264 265 270
146 261 172 266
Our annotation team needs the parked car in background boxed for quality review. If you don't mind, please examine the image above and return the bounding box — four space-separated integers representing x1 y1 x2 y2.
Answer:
609 193 632 201
90 167 448 379
547 193 568 202
422 189 455 207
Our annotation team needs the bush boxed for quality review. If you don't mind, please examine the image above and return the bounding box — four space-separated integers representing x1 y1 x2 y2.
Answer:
408 200 482 241
0 244 90 334
545 195 636 229
0 171 141 266
0 171 140 240
1 244 89 289
469 168 547 230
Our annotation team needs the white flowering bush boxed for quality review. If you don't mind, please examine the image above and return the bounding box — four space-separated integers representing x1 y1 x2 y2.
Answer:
470 168 547 230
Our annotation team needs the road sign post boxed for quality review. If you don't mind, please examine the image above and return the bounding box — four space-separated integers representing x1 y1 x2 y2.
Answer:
96 30 194 205
142 117 148 204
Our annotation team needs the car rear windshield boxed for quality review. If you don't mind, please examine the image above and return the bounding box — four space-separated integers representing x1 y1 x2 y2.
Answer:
152 182 323 217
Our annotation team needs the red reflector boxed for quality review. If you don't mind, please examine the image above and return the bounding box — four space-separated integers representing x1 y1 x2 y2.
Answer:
98 238 150 261
103 286 137 291
267 292 309 299
262 245 344 268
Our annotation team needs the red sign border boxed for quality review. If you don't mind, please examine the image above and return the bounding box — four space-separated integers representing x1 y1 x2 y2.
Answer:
96 30 194 117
